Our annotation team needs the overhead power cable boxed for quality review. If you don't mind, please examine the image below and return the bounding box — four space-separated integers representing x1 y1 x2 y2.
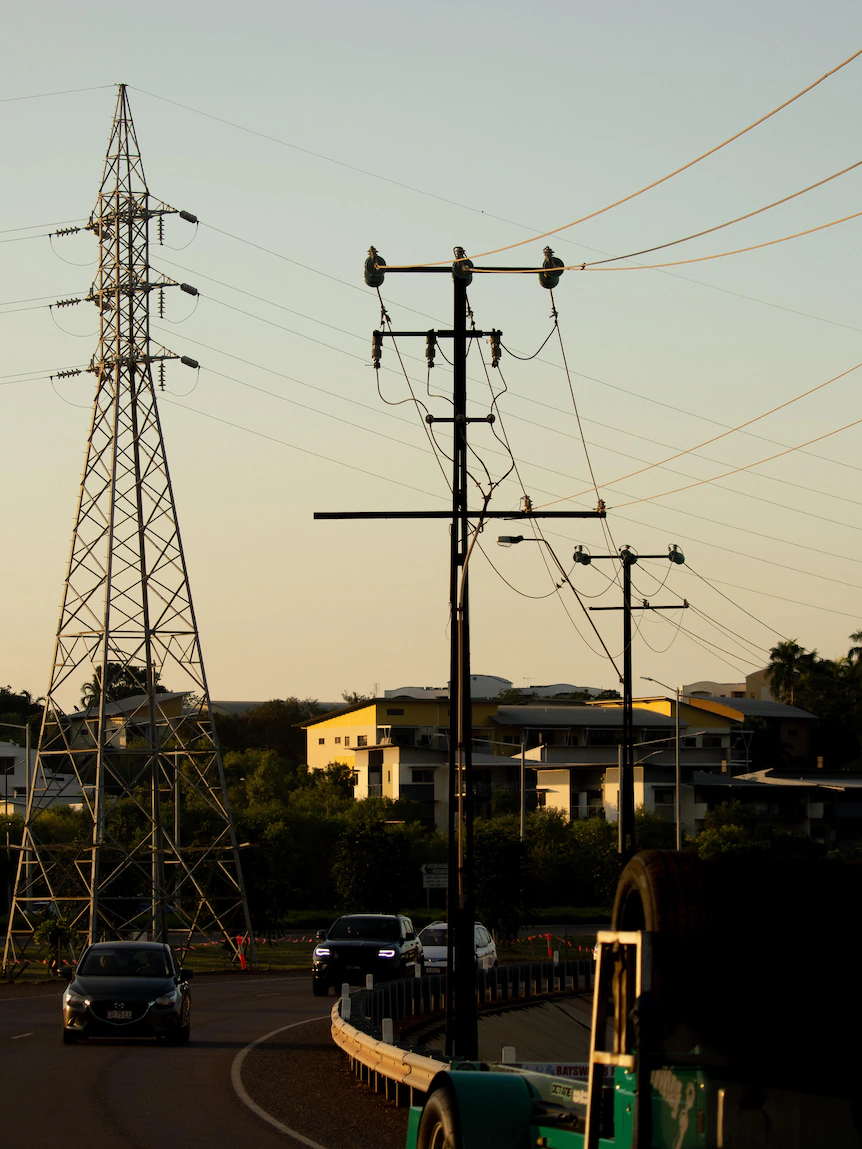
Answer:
580 159 862 268
614 415 862 509
387 45 862 265
0 84 115 104
540 358 862 507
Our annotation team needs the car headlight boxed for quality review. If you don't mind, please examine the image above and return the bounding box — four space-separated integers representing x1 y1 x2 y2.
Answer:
154 988 179 1006
313 946 330 958
64 989 87 1006
378 948 396 958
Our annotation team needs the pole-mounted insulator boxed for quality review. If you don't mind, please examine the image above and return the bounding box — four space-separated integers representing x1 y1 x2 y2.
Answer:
179 211 198 224
180 283 199 296
668 544 685 565
52 226 82 238
452 247 473 284
538 246 564 290
364 246 386 287
488 329 502 367
52 368 82 380
620 545 638 567
180 356 199 369
573 545 592 566
426 331 437 368
53 297 83 309
371 330 383 369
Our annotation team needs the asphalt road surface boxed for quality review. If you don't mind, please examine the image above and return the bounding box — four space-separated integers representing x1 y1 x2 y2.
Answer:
0 973 407 1149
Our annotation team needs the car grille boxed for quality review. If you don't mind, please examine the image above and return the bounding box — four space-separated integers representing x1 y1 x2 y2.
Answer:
90 999 150 1024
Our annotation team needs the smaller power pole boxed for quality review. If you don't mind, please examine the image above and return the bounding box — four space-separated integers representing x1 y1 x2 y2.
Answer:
581 544 687 854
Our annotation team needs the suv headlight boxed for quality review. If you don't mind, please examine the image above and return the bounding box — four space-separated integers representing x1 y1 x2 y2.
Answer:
313 946 330 958
378 948 396 958
64 989 87 1006
154 988 179 1006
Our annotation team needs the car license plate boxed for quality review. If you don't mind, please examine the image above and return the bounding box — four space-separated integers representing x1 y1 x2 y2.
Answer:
107 1009 132 1019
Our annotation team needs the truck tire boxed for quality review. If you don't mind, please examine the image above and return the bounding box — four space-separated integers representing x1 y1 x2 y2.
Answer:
417 1083 461 1149
311 978 329 997
611 849 706 940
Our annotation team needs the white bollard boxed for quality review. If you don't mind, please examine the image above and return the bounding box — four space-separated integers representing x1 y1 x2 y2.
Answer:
565 975 574 991
414 961 422 979
501 1046 517 1063
553 949 560 965
342 996 351 1020
342 982 350 998
366 973 374 989
381 1017 394 1045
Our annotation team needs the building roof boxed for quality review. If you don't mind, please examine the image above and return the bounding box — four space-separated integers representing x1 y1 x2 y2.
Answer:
209 701 266 716
68 692 189 720
690 696 815 720
493 705 676 728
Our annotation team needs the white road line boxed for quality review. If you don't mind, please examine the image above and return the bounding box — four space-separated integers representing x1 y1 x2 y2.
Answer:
255 991 284 998
10 1032 34 1039
231 1015 330 1148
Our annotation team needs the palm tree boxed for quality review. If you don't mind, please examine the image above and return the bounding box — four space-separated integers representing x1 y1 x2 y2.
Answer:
767 640 816 706
847 631 862 666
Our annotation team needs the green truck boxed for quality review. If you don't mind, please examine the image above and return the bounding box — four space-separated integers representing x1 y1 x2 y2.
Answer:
406 850 860 1148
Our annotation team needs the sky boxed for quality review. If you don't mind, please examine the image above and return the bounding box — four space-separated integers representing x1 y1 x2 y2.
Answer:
2 1 862 708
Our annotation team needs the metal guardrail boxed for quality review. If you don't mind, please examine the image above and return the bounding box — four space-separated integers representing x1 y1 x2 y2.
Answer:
330 959 594 1106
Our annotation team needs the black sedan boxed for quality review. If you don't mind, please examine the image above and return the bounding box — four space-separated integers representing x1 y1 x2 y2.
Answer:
62 940 193 1045
312 913 422 995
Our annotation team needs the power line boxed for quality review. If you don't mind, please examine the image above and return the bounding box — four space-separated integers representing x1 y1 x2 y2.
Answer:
581 159 862 267
0 84 115 104
393 46 862 265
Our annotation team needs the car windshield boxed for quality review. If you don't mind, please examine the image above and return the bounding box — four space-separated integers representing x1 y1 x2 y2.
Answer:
327 916 400 942
78 947 171 978
420 928 447 946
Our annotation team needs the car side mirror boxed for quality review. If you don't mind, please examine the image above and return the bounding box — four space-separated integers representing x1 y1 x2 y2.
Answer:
61 967 75 981
315 930 327 942
179 968 194 981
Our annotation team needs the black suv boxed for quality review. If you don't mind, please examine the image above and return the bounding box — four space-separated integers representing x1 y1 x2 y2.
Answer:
61 940 193 1044
312 913 422 995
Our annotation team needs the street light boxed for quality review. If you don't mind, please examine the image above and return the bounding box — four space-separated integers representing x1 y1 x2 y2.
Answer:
641 677 683 849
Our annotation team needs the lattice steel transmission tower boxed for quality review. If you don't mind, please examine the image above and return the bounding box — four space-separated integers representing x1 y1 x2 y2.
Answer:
2 85 253 971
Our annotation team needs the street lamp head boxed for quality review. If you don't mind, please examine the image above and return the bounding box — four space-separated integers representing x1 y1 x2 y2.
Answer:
668 544 685 565
497 535 524 547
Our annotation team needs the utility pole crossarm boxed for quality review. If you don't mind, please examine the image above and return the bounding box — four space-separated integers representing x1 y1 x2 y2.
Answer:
314 509 606 520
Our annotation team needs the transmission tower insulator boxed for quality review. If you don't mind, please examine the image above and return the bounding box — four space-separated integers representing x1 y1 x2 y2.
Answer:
3 84 254 976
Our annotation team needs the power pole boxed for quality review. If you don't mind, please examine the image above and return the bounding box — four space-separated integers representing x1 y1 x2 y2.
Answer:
581 544 687 854
316 246 606 1059
2 85 253 972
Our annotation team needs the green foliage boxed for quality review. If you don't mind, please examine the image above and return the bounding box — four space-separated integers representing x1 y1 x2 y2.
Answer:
633 806 676 849
0 685 42 744
33 912 74 962
332 821 408 911
80 663 168 709
341 691 371 704
766 633 862 767
473 816 527 941
215 698 325 766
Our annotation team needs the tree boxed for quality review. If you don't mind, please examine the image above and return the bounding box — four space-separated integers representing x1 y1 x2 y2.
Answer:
341 690 371 704
766 640 816 707
215 698 325 765
0 685 43 744
79 663 168 709
332 821 408 910
473 816 527 940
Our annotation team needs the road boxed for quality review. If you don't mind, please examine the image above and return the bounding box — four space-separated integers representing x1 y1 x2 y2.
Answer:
0 973 405 1149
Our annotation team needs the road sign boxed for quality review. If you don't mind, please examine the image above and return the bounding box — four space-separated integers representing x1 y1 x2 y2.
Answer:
422 863 448 889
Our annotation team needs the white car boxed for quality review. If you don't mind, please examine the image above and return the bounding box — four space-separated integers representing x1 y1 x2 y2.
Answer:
418 921 497 972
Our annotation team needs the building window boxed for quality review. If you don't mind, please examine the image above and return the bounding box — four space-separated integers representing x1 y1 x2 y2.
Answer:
318 737 325 745
0 757 16 775
334 736 341 744
357 735 368 747
386 708 405 715
412 770 434 784
702 735 722 748
680 737 697 748
344 736 350 746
